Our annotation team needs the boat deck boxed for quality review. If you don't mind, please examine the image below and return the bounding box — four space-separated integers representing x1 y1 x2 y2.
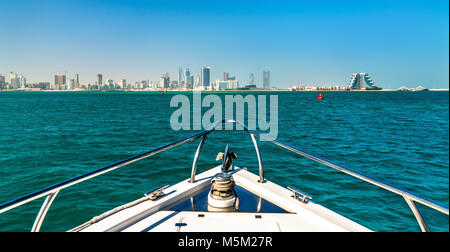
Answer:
122 211 328 232
74 166 371 232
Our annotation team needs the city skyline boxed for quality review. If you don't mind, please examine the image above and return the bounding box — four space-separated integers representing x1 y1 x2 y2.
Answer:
1 65 277 88
2 67 449 91
1 67 276 90
1 0 449 89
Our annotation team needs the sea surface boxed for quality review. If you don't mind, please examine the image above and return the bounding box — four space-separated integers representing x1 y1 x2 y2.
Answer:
0 91 448 232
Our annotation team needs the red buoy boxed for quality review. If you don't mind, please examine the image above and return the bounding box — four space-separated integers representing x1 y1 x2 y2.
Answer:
317 93 324 100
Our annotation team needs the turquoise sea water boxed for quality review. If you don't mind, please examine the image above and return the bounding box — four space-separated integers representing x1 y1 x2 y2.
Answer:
0 91 448 232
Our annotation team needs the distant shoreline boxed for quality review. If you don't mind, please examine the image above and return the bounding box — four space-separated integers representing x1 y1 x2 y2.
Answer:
1 89 448 92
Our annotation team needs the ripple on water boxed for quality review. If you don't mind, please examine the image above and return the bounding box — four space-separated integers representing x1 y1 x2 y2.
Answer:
0 91 448 232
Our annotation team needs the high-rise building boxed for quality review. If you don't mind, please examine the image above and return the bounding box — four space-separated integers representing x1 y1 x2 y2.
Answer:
178 67 184 88
10 72 17 89
120 79 126 89
160 75 169 89
10 72 26 89
185 68 191 89
195 75 200 88
224 72 229 81
249 73 255 86
96 74 103 90
348 73 381 90
106 79 115 89
263 71 270 89
70 79 76 90
201 66 210 87
164 73 170 82
0 74 6 89
75 74 80 89
141 80 150 89
54 74 66 90
19 75 26 88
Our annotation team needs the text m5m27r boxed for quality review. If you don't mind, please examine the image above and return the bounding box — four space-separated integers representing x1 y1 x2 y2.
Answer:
222 236 273 247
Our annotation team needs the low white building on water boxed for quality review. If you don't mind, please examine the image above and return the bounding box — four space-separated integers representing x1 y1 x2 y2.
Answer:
214 80 239 90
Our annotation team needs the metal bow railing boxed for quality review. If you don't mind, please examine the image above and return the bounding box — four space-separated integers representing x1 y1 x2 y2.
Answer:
0 120 448 232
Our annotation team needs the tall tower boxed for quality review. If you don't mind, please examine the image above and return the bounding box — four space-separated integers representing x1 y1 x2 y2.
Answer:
70 79 75 90
249 73 255 86
195 75 200 88
201 66 210 87
0 74 5 89
263 70 270 89
185 68 191 89
160 75 169 89
178 67 184 88
10 72 20 89
75 74 80 89
97 74 103 90
224 72 229 81
18 75 26 88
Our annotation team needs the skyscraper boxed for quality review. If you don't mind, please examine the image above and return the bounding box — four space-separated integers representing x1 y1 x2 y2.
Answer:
120 79 126 89
10 72 25 89
249 73 255 86
160 75 169 89
10 72 17 89
263 70 270 89
54 74 66 90
185 68 191 89
224 72 229 81
0 74 5 89
195 75 200 88
70 79 76 90
178 67 184 88
97 74 103 90
19 75 26 88
75 74 80 89
201 66 210 87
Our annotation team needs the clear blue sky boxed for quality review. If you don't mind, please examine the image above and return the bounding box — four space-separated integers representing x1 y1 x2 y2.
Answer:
1 0 448 89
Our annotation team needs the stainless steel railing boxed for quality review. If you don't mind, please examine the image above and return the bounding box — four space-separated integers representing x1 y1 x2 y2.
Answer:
0 119 448 232
0 130 208 232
